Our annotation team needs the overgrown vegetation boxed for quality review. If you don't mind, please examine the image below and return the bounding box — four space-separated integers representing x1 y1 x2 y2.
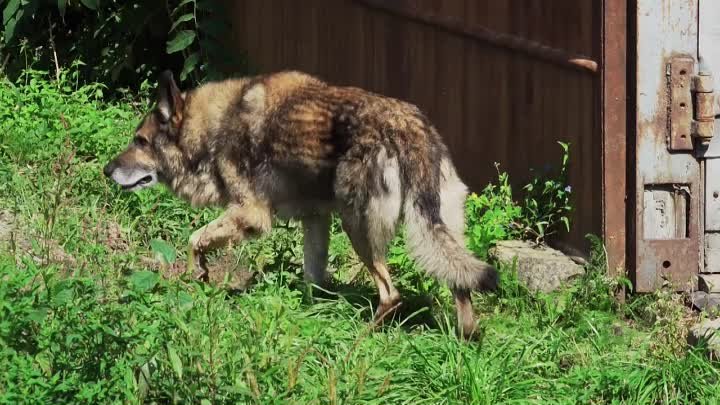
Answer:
1 69 719 404
464 143 572 256
1 0 244 92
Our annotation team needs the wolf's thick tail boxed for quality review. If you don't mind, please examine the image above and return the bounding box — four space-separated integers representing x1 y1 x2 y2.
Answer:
403 158 498 291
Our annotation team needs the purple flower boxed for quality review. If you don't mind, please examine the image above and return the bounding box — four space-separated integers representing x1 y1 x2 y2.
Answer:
564 185 572 193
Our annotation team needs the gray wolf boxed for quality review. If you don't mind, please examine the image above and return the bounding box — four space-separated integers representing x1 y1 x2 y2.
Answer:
103 70 498 338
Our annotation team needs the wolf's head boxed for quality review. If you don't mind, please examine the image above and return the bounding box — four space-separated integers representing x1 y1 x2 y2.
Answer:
103 70 186 191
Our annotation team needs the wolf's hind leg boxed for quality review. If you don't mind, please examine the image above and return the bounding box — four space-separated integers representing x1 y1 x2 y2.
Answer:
301 214 331 285
340 211 401 322
188 201 271 281
336 148 403 322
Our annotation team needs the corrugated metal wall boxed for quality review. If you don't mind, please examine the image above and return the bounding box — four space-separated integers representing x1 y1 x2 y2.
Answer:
228 0 600 250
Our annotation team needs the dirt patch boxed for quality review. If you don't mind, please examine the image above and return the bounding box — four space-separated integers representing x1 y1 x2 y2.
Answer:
0 210 77 268
97 219 130 253
207 254 257 290
140 252 256 291
0 210 14 243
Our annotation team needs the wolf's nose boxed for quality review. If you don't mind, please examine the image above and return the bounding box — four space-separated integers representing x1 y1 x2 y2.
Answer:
103 162 115 178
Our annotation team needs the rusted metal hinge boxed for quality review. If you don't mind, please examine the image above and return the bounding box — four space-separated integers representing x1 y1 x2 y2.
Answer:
668 57 715 151
693 69 715 146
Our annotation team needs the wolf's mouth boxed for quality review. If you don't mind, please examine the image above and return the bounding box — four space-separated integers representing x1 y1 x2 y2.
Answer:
121 175 154 190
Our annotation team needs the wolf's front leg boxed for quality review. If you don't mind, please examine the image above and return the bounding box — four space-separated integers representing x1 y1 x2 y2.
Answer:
188 202 272 281
302 214 331 285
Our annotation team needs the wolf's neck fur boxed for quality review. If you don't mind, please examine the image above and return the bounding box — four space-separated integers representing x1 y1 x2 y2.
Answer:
159 79 254 208
157 72 326 208
153 139 219 207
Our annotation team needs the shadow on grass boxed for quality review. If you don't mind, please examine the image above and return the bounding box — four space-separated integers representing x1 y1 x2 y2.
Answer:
303 281 441 332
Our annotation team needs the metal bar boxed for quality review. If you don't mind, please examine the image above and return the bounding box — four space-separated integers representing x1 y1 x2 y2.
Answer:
601 0 628 281
355 0 599 74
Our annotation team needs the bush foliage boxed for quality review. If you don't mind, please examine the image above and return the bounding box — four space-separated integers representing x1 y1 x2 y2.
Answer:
1 0 245 93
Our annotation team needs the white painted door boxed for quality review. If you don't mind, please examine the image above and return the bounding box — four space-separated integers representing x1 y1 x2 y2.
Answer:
699 1 720 275
634 0 701 292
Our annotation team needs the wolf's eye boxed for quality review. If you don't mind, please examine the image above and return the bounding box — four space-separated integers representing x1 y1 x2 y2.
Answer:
134 136 149 147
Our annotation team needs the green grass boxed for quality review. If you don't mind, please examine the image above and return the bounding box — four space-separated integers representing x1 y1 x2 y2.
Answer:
1 70 720 404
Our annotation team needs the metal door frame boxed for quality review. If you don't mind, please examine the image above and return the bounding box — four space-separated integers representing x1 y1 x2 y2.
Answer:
600 0 628 284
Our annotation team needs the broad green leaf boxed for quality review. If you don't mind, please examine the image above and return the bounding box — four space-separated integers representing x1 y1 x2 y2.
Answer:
167 30 196 54
35 352 52 376
2 0 20 25
26 307 48 323
58 0 66 17
150 238 176 264
3 2 24 44
136 358 154 401
130 270 160 293
3 15 18 43
167 344 183 379
180 52 200 81
170 13 194 32
52 285 74 306
80 0 98 10
176 290 194 311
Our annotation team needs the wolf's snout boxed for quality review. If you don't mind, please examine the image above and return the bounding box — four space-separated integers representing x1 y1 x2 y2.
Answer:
103 161 159 191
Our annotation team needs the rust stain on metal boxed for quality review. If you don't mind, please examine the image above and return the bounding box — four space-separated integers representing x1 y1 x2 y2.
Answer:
693 72 715 145
355 0 599 74
668 57 694 151
600 0 628 278
635 51 701 292
636 180 699 291
643 239 699 289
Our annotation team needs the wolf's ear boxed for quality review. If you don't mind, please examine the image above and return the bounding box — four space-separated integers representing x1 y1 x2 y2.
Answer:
157 70 184 125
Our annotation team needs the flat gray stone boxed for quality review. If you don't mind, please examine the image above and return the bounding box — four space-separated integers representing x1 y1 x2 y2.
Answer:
689 318 720 359
699 274 720 293
489 240 584 293
691 291 720 312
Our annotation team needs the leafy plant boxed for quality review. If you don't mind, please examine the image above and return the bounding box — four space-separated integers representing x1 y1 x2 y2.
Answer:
520 141 573 243
465 142 573 258
150 238 176 264
166 0 243 82
464 166 523 259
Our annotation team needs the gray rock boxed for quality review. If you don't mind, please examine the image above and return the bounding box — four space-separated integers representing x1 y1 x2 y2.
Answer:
699 274 720 293
488 240 584 293
688 318 720 360
691 291 720 312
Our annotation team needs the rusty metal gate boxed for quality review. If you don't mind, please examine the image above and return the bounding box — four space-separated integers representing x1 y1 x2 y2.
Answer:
634 0 720 292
